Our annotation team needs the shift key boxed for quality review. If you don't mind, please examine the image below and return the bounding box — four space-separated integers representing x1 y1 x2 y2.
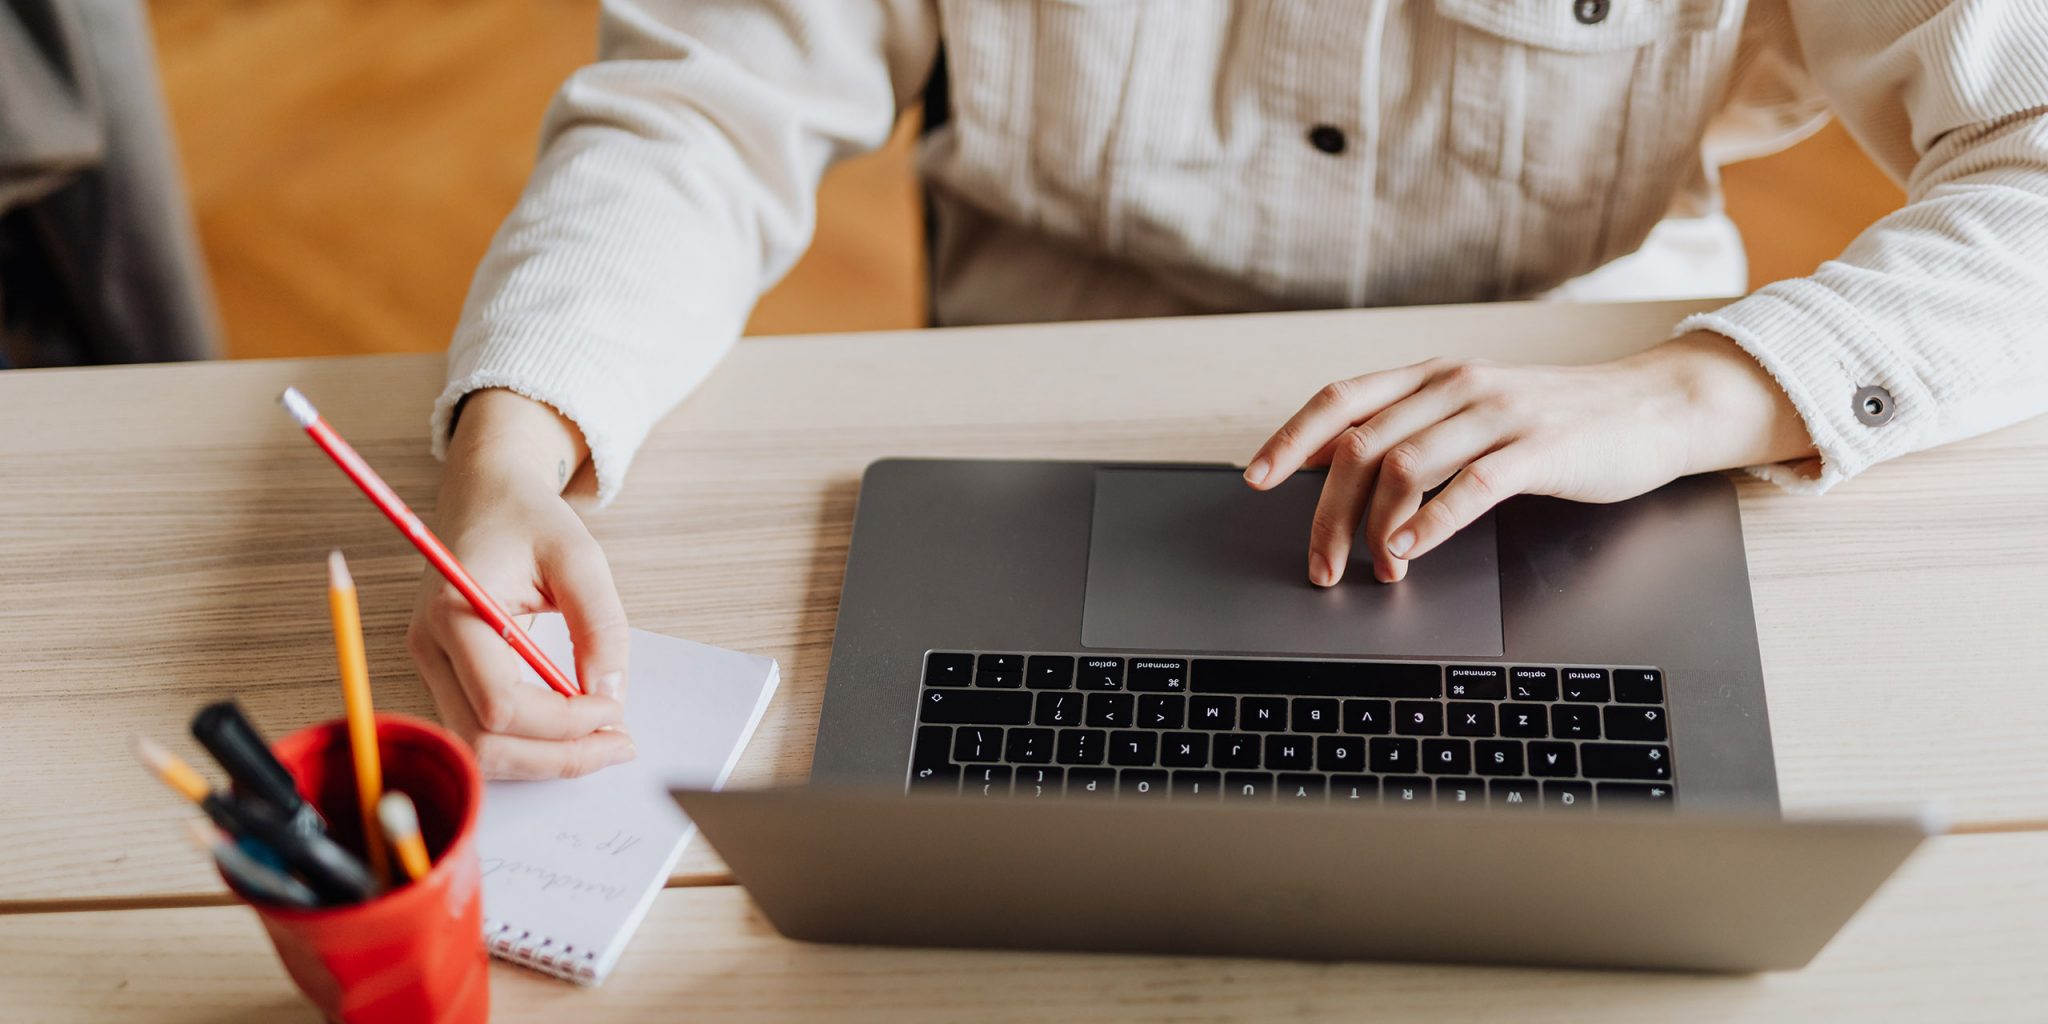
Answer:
920 688 1032 725
1580 743 1672 781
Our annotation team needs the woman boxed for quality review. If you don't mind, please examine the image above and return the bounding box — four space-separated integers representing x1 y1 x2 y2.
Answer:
411 0 2048 779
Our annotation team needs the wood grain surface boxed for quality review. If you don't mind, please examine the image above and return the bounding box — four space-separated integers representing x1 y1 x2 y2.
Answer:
4 833 2043 1022
1 299 2044 911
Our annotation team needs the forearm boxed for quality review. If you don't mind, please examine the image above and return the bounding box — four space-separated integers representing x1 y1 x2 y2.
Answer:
1626 331 1818 478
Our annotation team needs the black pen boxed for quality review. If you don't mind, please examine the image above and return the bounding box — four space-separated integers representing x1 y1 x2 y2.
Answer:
191 700 327 838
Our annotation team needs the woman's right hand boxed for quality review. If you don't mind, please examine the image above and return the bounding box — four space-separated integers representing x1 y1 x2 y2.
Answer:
406 389 637 779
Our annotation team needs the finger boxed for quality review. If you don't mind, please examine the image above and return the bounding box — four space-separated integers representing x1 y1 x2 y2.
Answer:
538 537 631 702
435 591 625 739
1303 387 1478 585
409 629 482 741
1364 413 1507 583
1396 447 1534 563
1246 364 1433 489
472 729 638 781
1305 428 1377 587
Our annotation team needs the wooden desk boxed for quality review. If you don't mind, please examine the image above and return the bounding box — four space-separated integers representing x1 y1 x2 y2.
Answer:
6 833 2045 1022
2 299 2044 1016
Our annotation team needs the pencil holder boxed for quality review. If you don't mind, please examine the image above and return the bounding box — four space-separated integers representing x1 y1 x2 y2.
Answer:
236 714 489 1024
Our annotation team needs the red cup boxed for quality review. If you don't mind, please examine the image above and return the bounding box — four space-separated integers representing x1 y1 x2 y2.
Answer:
237 713 490 1024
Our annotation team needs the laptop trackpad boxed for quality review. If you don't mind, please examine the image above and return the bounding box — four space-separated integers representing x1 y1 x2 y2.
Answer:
1082 468 1504 658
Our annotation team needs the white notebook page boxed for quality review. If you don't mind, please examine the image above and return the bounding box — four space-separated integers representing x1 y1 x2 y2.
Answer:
477 614 778 984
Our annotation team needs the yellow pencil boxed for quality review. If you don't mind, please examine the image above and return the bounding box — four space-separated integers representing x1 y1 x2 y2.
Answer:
328 550 389 887
378 791 434 883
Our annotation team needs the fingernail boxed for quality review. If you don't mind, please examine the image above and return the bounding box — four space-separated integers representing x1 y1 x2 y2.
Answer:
1310 553 1333 587
594 672 623 701
1390 559 1408 583
605 737 637 767
1389 530 1415 557
1244 459 1270 487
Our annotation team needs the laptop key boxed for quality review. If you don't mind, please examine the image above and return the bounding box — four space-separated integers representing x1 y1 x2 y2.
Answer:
1035 691 1084 727
1224 771 1275 801
1265 734 1314 771
1581 743 1672 780
1293 697 1340 733
975 653 1023 688
1474 739 1524 776
1025 655 1075 689
1330 774 1379 803
964 765 1011 797
1552 705 1601 740
1437 777 1486 808
1004 727 1053 764
1528 741 1578 777
1509 667 1559 702
1067 767 1116 798
1561 668 1611 703
1160 731 1209 768
1214 734 1261 769
1190 695 1236 730
1171 770 1222 801
1241 696 1288 731
952 726 1004 763
921 689 1030 725
1613 668 1665 704
1277 773 1326 801
1138 694 1185 730
1543 780 1594 811
1055 728 1106 765
1396 700 1444 735
912 725 953 774
909 765 960 791
1599 782 1677 809
1603 704 1669 742
1128 658 1189 693
1342 699 1392 734
1489 778 1539 809
925 653 974 687
1016 766 1063 799
1384 776 1432 805
1445 666 1506 701
1447 701 1495 737
1077 657 1126 691
1423 738 1471 775
1119 769 1170 799
1501 705 1548 738
1370 737 1418 773
1316 735 1366 773
1085 692 1134 728
1108 730 1158 766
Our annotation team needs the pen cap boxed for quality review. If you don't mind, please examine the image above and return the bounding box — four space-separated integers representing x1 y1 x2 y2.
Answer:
241 714 487 1024
192 701 324 833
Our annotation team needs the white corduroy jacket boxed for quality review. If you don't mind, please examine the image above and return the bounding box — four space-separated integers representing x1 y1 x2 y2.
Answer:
438 0 2048 502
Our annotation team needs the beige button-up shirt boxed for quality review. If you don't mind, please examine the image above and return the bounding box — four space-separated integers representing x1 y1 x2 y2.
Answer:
439 0 2048 502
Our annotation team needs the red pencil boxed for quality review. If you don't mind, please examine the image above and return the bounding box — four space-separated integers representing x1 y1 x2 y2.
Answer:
279 386 580 699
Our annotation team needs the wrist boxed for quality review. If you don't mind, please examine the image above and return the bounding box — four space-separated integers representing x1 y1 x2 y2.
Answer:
446 389 590 495
1630 331 1817 476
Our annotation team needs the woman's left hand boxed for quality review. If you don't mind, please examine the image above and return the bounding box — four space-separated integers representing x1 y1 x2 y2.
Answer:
1243 331 1817 586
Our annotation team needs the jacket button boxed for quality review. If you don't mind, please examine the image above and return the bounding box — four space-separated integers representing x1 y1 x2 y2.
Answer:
1853 385 1895 426
1307 124 1347 155
1574 0 1610 25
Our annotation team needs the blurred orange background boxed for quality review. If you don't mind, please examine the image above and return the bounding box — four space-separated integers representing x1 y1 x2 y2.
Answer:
153 0 1904 361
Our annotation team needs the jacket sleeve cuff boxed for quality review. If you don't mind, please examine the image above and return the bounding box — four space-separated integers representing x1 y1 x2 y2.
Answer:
1674 278 1933 495
429 328 655 508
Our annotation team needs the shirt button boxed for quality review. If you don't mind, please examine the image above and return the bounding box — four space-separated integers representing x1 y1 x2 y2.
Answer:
1574 0 1610 25
1853 385 1895 426
1307 124 1347 155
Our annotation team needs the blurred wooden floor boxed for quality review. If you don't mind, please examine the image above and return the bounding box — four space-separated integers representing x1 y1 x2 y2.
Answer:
151 0 1902 361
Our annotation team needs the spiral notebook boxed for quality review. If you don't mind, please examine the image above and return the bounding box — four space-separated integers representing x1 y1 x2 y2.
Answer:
478 614 778 985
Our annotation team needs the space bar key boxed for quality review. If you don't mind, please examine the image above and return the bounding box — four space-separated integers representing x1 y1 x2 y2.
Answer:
1191 659 1442 698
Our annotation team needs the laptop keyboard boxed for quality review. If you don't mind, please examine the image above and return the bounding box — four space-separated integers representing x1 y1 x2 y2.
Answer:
907 653 1675 811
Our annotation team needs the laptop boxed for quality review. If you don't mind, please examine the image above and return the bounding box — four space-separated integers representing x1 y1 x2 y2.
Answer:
809 459 1778 813
672 787 1933 973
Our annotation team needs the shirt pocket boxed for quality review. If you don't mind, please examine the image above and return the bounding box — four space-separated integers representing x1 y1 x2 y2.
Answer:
1434 0 1731 209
